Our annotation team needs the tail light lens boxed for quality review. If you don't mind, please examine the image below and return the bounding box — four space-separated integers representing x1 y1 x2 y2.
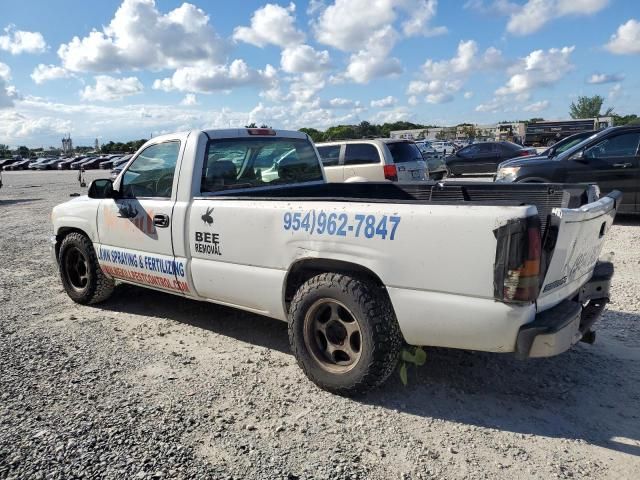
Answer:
494 216 541 303
247 128 276 136
517 150 532 157
383 164 398 181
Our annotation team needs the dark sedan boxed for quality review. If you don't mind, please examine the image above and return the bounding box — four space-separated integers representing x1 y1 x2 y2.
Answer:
3 159 31 170
0 158 22 169
58 156 86 170
32 158 67 170
445 141 536 176
74 156 110 169
495 125 640 214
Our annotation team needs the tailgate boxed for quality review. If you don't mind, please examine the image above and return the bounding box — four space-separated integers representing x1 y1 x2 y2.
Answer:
537 191 621 310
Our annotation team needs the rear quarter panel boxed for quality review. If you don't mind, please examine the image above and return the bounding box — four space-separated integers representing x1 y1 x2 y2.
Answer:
183 199 534 323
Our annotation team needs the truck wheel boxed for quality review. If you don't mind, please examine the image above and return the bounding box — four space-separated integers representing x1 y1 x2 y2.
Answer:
288 273 402 396
58 232 115 305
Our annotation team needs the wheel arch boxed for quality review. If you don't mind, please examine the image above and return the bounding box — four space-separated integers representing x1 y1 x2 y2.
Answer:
283 258 386 315
54 226 91 261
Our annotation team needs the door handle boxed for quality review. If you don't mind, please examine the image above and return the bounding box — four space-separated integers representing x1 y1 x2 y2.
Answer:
153 214 170 228
612 163 632 168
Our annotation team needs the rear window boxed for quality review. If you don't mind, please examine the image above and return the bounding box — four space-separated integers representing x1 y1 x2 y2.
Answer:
201 137 323 193
344 144 380 165
386 142 423 163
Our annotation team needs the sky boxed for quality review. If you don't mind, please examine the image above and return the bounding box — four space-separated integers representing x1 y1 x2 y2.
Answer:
0 0 638 148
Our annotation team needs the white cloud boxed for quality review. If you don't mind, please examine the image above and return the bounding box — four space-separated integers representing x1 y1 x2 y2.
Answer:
342 26 403 83
327 97 357 108
313 1 445 84
464 91 474 99
407 40 504 102
475 97 508 112
58 0 226 72
496 46 574 96
180 93 198 106
586 73 624 84
314 0 398 51
0 63 18 109
233 3 304 48
605 19 640 55
280 44 330 73
608 83 622 100
81 75 144 101
506 0 609 35
372 106 410 123
522 100 549 112
407 95 419 106
0 25 46 54
0 62 10 82
370 95 397 108
401 0 447 37
314 0 445 51
0 111 71 138
153 60 276 93
31 64 72 84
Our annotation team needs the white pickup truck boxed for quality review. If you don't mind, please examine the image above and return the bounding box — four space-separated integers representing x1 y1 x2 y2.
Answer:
51 128 620 395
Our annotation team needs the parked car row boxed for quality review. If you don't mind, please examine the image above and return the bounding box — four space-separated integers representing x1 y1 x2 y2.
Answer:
0 154 133 171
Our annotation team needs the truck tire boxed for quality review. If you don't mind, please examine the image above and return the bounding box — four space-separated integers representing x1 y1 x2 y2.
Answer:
58 232 115 305
288 273 402 396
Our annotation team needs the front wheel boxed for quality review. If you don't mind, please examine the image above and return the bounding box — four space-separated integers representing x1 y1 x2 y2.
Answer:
288 273 402 396
58 232 115 305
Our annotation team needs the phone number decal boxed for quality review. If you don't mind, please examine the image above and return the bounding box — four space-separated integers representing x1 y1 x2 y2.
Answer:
283 211 401 240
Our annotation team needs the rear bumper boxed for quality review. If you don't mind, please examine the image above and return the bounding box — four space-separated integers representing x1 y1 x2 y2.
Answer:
515 261 613 359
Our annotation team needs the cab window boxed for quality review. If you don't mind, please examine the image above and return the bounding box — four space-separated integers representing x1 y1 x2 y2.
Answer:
201 137 323 193
121 141 181 198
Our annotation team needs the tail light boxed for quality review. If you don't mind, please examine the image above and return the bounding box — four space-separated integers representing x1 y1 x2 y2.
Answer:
517 150 532 157
494 216 541 303
383 164 398 181
247 128 276 136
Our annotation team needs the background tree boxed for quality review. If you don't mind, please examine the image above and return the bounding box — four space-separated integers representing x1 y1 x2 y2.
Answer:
612 114 640 126
244 122 257 128
569 95 614 119
460 124 476 140
0 144 9 158
17 146 29 158
298 128 325 142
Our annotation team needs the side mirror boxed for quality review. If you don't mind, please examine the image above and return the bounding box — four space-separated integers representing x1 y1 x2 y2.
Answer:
88 178 115 199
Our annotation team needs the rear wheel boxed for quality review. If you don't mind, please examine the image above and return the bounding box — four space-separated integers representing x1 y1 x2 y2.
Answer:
58 232 115 305
288 273 402 396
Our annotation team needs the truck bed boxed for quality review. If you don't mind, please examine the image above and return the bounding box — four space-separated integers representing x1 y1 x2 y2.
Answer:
204 181 596 234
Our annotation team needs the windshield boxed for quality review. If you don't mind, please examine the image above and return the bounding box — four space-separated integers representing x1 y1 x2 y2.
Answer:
386 142 423 163
548 133 598 157
201 137 323 193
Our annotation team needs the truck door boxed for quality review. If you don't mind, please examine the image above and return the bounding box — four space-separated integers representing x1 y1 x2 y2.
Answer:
96 140 189 294
566 131 640 214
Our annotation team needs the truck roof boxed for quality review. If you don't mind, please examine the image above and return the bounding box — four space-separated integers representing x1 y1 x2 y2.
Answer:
202 128 308 140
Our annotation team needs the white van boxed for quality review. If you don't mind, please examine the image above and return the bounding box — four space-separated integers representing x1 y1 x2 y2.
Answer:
430 141 456 155
316 139 428 183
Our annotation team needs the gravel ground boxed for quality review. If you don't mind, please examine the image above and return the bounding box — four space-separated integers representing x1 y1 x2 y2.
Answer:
1 170 639 480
